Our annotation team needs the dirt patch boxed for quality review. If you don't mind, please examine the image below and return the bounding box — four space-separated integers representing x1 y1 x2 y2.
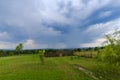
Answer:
74 64 99 80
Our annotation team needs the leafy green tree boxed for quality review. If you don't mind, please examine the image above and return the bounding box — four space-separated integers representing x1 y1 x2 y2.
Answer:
39 50 45 64
0 50 4 57
16 43 23 54
98 30 120 66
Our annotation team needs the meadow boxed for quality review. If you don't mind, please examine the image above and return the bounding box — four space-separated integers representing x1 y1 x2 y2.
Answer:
0 54 119 80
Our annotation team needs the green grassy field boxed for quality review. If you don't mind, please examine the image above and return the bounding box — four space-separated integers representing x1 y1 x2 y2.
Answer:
0 54 119 80
0 54 95 80
70 56 120 80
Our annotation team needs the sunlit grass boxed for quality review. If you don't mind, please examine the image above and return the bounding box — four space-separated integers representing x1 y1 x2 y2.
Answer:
0 54 94 80
0 54 119 80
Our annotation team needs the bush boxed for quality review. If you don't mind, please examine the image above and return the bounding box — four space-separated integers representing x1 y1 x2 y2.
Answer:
98 30 120 66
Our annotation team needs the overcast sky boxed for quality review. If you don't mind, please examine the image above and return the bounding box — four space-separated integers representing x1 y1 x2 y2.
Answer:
0 0 120 49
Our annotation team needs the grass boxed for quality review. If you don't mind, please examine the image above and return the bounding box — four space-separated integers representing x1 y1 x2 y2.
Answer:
74 51 98 58
0 54 119 80
69 56 120 80
0 54 95 80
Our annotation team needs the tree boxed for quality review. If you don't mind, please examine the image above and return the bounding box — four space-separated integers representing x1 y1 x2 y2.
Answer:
16 43 23 54
39 50 45 64
98 30 120 66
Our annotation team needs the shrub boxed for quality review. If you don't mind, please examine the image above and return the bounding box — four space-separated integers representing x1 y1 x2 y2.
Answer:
98 30 120 66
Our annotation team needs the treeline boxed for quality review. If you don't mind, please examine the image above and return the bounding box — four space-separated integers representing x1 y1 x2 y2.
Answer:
74 47 104 52
0 47 103 57
0 49 41 57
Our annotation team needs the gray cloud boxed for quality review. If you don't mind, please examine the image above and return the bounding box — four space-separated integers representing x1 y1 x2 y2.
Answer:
0 0 120 49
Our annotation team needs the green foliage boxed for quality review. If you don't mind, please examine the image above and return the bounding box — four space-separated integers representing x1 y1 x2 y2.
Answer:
0 50 4 57
16 43 23 54
8 52 14 56
39 50 45 64
0 54 96 80
98 30 120 66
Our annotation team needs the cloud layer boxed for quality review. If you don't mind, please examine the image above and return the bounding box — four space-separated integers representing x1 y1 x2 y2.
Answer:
0 0 120 49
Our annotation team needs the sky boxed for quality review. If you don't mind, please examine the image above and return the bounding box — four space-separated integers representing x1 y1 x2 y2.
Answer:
0 0 120 49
